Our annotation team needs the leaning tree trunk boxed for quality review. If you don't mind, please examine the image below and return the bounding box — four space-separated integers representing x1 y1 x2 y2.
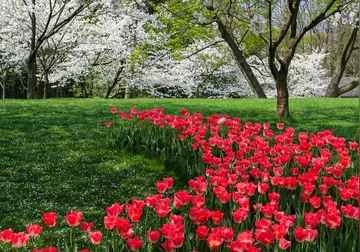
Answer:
105 64 125 98
275 69 290 120
325 22 358 97
27 55 37 99
0 79 5 99
216 21 267 98
325 75 342 97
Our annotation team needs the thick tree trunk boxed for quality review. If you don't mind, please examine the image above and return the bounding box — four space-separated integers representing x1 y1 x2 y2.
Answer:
325 75 342 97
43 71 49 99
27 56 37 99
216 21 267 98
275 70 290 120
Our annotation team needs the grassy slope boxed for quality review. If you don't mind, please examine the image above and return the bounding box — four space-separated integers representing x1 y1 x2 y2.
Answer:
0 98 358 234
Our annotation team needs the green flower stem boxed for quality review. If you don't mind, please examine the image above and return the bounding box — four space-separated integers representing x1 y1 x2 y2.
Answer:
73 228 77 252
69 228 73 249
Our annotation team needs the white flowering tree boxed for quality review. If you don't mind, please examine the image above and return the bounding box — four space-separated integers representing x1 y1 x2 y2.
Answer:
148 0 267 98
0 0 99 99
131 40 254 98
48 1 152 98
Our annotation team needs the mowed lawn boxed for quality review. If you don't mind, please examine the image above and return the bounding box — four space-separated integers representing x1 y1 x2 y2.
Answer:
0 98 358 242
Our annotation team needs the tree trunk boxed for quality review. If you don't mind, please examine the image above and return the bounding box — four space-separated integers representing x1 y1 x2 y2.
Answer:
325 23 358 97
0 81 4 99
43 71 49 99
338 80 359 96
325 75 342 97
124 84 130 99
216 20 267 98
27 56 37 99
275 69 290 120
105 64 125 98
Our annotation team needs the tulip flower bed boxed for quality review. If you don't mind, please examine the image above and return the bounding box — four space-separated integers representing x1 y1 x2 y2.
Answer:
1 106 359 252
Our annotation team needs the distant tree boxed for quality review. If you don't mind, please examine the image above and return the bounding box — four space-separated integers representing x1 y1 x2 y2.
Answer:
0 0 97 99
325 4 359 97
148 0 267 98
252 0 354 119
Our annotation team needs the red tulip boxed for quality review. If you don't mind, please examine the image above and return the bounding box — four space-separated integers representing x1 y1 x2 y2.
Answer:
255 218 272 230
162 177 174 189
11 232 29 248
305 229 318 242
144 194 162 208
89 231 102 245
237 230 254 245
80 222 94 233
304 212 320 229
170 233 184 248
104 216 117 230
325 214 341 229
220 227 234 242
127 236 143 251
0 228 13 242
190 195 205 208
65 211 82 227
42 212 57 227
162 240 175 252
116 218 132 235
196 226 209 240
206 233 223 250
156 181 168 194
125 203 143 222
121 228 134 240
211 211 224 225
169 214 183 225
309 196 321 208
271 224 287 240
257 183 270 194
110 107 117 114
26 224 43 237
255 229 275 246
227 240 248 252
232 208 249 224
294 227 307 242
173 190 190 208
279 238 291 250
147 230 161 243
276 123 284 130
106 203 124 217
267 192 280 202
105 122 112 128
155 202 170 218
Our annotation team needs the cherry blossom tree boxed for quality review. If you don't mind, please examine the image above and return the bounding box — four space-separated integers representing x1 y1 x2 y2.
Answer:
0 0 98 99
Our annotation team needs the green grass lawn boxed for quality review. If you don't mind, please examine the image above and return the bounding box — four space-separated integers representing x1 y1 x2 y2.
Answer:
0 98 358 247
